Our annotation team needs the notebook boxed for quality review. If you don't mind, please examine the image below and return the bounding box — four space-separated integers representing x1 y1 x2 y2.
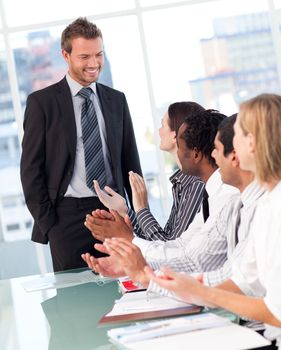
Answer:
99 290 202 325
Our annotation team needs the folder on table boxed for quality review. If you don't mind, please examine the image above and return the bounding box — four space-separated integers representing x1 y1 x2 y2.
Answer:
98 291 202 325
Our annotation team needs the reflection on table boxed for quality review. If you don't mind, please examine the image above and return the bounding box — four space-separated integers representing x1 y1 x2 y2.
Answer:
0 269 120 350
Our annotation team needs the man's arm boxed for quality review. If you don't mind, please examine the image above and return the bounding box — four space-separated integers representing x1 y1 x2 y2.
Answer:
20 94 56 235
135 180 204 241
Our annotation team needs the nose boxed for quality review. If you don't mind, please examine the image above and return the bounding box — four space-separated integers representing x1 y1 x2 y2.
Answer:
88 56 98 67
211 148 216 159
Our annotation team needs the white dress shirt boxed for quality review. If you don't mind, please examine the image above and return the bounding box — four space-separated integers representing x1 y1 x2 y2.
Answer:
133 169 238 262
65 73 115 197
203 181 265 286
231 181 281 347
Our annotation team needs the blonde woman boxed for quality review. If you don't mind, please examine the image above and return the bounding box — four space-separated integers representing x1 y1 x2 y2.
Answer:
146 94 281 349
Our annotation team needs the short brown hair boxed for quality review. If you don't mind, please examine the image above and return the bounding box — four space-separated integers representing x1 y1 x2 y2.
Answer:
167 101 205 135
239 93 281 183
61 17 102 53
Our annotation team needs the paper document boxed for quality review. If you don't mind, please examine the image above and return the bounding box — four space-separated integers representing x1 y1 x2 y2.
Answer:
127 324 271 350
108 312 231 344
21 270 115 292
99 290 202 325
107 291 194 316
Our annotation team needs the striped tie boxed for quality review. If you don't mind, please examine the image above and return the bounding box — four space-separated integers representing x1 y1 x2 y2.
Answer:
79 87 106 192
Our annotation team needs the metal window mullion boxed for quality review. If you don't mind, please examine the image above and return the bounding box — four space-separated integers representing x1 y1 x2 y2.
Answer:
0 0 48 275
0 0 23 140
135 0 171 218
268 0 281 89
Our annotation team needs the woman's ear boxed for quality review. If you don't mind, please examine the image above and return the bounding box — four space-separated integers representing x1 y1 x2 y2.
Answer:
172 131 177 145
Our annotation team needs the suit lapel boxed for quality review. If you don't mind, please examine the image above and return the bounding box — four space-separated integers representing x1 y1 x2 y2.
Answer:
56 77 77 161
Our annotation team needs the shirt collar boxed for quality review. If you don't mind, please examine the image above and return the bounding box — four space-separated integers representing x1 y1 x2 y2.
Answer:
66 73 97 97
264 180 281 204
205 168 222 198
240 180 265 207
169 169 199 187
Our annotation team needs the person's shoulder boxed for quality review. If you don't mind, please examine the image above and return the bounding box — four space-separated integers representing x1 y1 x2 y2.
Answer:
96 82 125 98
180 173 204 188
28 78 67 99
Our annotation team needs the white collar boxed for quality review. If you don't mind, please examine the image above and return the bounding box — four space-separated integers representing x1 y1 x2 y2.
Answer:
66 73 97 97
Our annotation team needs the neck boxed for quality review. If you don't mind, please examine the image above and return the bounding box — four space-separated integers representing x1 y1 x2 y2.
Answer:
199 165 217 184
236 171 254 193
170 148 181 169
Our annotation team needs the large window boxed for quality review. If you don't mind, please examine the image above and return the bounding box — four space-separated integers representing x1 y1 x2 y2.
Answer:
142 0 273 112
3 0 135 27
1 0 281 279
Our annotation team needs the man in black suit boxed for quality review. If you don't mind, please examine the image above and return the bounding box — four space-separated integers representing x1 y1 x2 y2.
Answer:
20 17 142 272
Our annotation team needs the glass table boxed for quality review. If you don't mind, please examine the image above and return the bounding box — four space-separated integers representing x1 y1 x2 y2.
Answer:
0 269 121 350
0 268 239 350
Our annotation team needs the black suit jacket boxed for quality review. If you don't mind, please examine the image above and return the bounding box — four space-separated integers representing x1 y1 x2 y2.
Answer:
20 77 142 244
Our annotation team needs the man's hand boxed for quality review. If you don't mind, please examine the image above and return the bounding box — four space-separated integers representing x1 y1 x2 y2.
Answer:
91 209 115 220
85 209 134 242
93 180 128 217
129 171 148 212
81 243 125 278
103 238 150 287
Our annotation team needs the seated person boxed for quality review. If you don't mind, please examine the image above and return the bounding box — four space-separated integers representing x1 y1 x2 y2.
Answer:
81 115 263 293
93 102 205 241
84 110 238 263
146 94 281 349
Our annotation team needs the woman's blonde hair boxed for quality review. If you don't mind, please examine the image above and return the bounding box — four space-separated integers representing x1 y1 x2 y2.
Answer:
239 93 281 183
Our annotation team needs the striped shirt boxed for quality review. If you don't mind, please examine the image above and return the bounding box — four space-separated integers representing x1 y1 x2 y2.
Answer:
133 169 238 262
203 181 265 286
146 181 265 298
128 170 204 241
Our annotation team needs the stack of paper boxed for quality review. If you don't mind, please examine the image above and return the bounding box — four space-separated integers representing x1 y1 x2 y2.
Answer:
99 291 202 325
107 313 271 350
108 313 231 344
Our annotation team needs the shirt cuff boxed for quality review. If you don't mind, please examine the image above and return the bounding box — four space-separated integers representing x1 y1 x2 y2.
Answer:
264 294 281 322
230 275 256 296
127 208 138 227
136 207 149 217
132 236 153 256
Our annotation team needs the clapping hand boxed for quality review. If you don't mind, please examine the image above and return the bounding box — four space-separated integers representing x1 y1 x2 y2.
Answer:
93 180 128 217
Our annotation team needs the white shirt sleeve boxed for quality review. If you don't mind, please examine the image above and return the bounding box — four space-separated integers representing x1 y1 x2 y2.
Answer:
263 213 281 322
133 235 187 261
231 232 264 297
